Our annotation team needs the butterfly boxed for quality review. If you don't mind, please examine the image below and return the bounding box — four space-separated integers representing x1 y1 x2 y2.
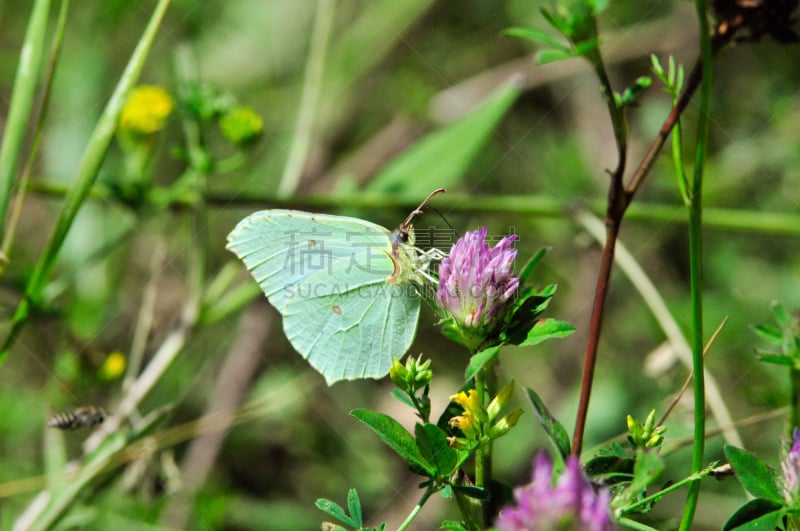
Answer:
226 189 445 384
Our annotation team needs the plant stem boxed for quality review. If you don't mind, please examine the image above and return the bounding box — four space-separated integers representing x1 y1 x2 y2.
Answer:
397 486 434 531
620 465 713 517
0 0 69 272
571 38 628 457
571 15 735 457
278 0 336 197
0 0 50 238
475 368 487 489
0 0 172 364
678 1 713 528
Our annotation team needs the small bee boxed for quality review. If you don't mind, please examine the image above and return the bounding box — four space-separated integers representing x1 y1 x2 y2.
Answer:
48 406 106 430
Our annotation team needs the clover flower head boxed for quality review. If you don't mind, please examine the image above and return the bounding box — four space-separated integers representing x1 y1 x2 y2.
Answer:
783 427 800 504
496 452 614 531
437 227 519 341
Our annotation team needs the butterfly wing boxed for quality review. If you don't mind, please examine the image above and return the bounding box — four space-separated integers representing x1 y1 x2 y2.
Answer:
226 210 421 383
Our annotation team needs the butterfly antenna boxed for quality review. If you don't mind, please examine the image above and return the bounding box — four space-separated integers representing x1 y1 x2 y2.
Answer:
429 206 460 239
401 188 446 228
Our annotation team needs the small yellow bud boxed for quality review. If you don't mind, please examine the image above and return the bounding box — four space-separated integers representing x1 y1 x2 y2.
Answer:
644 409 657 433
626 414 636 434
219 105 263 146
487 380 515 421
489 408 523 439
389 357 407 386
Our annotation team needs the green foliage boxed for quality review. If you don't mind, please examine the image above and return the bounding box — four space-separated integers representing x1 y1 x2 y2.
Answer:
317 489 387 531
722 444 792 530
725 445 783 504
753 301 800 367
369 82 521 197
651 54 684 101
723 499 785 531
415 423 458 479
525 386 571 459
626 410 666 450
0 1 798 529
503 285 576 346
350 409 435 477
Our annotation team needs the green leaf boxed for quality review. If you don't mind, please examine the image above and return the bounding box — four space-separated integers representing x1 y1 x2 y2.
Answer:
773 301 791 328
525 387 571 459
503 27 569 50
536 48 574 65
518 247 549 285
391 389 416 409
584 454 634 486
451 484 491 501
753 324 784 345
351 409 435 476
415 423 457 478
755 353 795 367
540 8 570 35
503 286 557 344
573 39 600 57
346 489 363 527
0 0 50 233
629 450 664 494
621 76 652 107
722 498 785 531
515 318 576 347
369 82 521 196
316 498 357 527
465 345 501 380
440 521 468 531
724 445 783 503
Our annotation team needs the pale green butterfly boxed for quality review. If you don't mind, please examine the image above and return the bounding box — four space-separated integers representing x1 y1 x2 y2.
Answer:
226 189 445 385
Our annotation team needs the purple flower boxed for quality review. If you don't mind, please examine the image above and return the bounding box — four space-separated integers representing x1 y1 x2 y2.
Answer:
496 453 614 531
782 428 800 504
437 228 519 339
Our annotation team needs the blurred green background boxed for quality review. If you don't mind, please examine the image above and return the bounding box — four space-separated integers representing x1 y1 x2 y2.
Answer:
0 1 798 529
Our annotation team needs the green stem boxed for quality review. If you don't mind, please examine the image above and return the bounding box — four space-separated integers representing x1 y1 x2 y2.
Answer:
25 182 800 237
0 0 172 364
678 1 712 529
474 369 487 489
397 486 435 531
278 0 336 197
0 0 50 237
617 517 660 531
0 0 69 271
621 466 712 517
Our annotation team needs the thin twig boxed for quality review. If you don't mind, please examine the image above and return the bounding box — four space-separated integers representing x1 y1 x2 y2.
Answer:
659 317 730 427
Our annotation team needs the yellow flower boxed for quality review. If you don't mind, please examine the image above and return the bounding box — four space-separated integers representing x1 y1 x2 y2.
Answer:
119 85 174 134
450 389 481 413
449 411 478 438
99 351 127 380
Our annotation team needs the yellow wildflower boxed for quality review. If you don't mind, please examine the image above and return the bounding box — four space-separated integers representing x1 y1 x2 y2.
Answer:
449 410 478 438
450 389 481 413
119 85 174 134
99 350 127 380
